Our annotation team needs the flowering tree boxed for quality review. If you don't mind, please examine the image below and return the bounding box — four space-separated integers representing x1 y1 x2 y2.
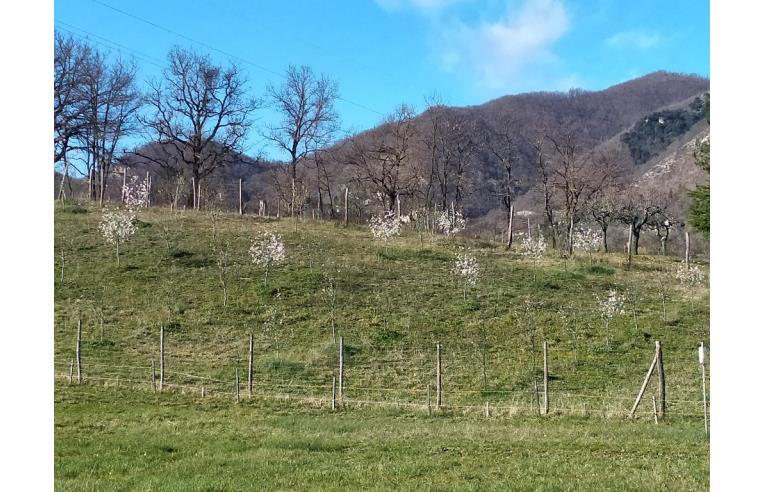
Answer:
520 232 546 280
435 209 466 237
99 176 147 265
675 263 705 311
596 289 625 347
122 175 149 208
369 211 401 242
572 227 601 264
249 232 286 289
453 251 480 300
675 263 705 286
99 209 135 266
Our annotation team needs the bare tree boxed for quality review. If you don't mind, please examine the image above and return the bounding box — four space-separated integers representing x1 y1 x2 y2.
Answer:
54 32 91 198
80 49 142 206
547 132 619 255
617 188 667 255
347 105 420 212
483 115 521 248
139 47 257 209
528 134 559 249
589 187 620 252
265 65 339 217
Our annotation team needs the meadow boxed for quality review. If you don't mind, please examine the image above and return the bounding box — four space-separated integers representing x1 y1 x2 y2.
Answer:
54 202 710 490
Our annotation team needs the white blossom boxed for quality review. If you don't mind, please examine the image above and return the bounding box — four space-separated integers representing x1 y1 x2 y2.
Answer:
249 232 286 269
520 232 546 260
99 208 136 246
675 263 705 285
369 211 401 241
453 252 480 286
573 227 601 253
597 289 626 320
122 175 149 209
435 209 466 236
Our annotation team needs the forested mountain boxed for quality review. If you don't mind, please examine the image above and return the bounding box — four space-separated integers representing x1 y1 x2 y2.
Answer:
56 67 709 253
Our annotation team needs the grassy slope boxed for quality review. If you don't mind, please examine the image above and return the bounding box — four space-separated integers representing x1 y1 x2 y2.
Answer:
54 203 710 489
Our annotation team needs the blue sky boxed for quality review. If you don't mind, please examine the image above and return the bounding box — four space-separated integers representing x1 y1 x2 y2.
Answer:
54 0 709 159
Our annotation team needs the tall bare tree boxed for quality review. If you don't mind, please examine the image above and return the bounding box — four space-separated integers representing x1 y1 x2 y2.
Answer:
547 132 619 255
347 105 420 212
139 47 257 209
483 115 521 248
79 49 141 206
54 32 91 198
589 186 620 252
265 65 339 217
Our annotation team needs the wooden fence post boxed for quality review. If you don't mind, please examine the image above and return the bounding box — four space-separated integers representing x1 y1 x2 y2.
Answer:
239 179 243 215
344 187 349 226
436 342 442 410
543 340 549 415
427 385 432 416
235 367 240 403
248 334 254 397
699 342 708 435
627 224 634 267
339 336 344 404
630 345 659 417
191 177 196 210
76 316 82 384
332 377 336 411
685 231 691 267
656 340 666 418
146 171 151 208
68 359 73 385
201 386 206 398
151 360 156 392
651 396 659 424
159 325 165 392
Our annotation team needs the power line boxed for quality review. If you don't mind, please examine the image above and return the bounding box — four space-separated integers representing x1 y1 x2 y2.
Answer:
88 0 385 116
55 21 165 69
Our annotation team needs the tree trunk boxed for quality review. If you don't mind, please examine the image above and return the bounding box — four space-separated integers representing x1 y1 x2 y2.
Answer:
506 203 514 248
567 217 575 256
633 230 641 255
602 226 608 253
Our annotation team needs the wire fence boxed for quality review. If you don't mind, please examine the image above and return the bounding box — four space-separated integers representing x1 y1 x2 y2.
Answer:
56 333 710 422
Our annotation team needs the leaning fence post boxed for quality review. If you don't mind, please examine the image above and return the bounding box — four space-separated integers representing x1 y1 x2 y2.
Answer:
76 316 82 384
699 342 708 435
543 340 549 415
159 325 165 392
248 334 254 397
339 336 344 404
656 340 666 418
630 346 659 417
436 342 442 410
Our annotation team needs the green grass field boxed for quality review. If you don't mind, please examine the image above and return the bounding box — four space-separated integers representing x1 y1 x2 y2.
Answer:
54 202 710 490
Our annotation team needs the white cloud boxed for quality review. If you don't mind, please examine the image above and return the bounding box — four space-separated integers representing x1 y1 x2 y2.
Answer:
374 0 462 12
607 30 662 50
439 0 570 90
